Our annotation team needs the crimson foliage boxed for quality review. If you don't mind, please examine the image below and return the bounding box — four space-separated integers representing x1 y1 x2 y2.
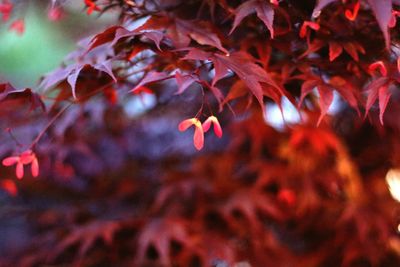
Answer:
1 0 400 266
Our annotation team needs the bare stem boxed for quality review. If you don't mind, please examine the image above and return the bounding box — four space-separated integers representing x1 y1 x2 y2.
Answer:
30 103 72 149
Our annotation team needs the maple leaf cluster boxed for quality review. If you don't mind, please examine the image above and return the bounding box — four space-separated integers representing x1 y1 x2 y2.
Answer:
0 0 400 266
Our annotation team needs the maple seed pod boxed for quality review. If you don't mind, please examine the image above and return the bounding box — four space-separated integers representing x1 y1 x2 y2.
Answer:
202 116 223 138
2 150 39 179
31 157 39 178
345 1 360 21
389 10 400 28
178 118 204 150
368 61 387 76
299 21 320 38
16 162 24 179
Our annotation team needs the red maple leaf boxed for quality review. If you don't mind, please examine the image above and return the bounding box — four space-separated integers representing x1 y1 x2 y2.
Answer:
229 0 276 38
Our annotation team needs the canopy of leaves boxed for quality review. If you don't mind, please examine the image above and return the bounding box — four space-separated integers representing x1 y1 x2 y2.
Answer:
0 0 400 266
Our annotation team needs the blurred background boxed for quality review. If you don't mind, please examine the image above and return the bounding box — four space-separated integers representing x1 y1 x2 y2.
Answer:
0 0 115 88
1 1 399 266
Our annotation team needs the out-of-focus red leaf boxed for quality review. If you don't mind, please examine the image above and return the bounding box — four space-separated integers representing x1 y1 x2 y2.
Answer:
343 42 361 61
92 60 117 82
277 189 296 206
132 86 154 95
0 0 13 22
230 0 256 35
88 26 133 51
142 31 164 51
299 39 325 58
297 72 360 123
182 48 280 108
127 44 147 60
255 1 275 38
48 6 64 21
317 85 334 125
223 80 247 102
369 61 388 77
364 77 390 124
329 41 343 61
299 78 334 125
289 126 341 155
135 218 189 266
378 84 391 124
137 16 227 53
9 19 24 35
299 79 319 106
0 83 45 111
174 72 197 95
221 189 284 230
211 56 230 86
328 76 360 113
312 0 338 18
51 221 120 260
182 48 212 61
213 52 279 108
177 19 228 54
41 62 116 99
103 86 118 105
0 179 17 197
230 0 275 38
67 66 85 99
130 71 170 93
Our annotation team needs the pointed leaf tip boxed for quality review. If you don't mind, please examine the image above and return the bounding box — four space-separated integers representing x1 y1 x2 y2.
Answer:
369 61 387 76
378 84 391 125
329 42 343 61
367 0 392 49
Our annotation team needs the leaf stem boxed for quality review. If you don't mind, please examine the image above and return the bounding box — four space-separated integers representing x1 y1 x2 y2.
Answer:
30 103 72 149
